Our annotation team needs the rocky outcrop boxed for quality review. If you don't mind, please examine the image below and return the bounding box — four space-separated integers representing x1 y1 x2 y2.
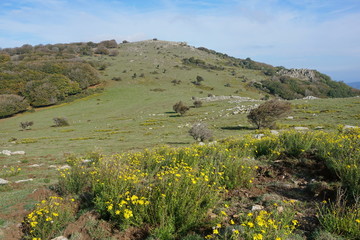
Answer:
277 68 317 82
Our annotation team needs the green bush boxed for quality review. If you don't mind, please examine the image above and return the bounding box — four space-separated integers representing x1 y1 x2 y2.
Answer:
53 117 70 127
0 94 29 118
247 99 291 129
317 192 360 239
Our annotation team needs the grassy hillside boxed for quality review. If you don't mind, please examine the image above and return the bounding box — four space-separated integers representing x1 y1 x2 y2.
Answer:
0 40 359 240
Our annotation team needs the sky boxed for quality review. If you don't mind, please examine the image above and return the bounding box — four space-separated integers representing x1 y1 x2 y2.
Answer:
0 0 359 83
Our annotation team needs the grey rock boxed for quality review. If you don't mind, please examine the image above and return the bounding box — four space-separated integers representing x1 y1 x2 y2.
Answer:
251 205 264 211
0 178 10 185
51 237 68 240
294 127 309 131
15 179 33 183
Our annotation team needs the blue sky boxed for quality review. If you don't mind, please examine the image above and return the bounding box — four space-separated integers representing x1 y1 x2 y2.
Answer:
0 0 359 83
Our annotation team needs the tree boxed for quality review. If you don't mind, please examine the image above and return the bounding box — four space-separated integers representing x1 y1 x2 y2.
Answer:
247 99 291 129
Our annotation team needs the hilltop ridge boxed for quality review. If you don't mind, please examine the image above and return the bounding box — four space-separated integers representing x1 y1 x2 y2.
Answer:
1 39 359 118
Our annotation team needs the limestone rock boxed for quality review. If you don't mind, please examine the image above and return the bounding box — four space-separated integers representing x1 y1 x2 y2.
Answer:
0 178 10 185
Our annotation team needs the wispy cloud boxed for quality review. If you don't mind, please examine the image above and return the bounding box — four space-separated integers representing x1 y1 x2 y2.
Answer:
0 0 359 82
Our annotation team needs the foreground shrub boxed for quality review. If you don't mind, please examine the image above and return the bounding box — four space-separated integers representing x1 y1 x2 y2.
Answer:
280 131 316 158
59 144 257 239
247 99 291 129
189 122 213 142
317 192 360 239
205 200 300 240
0 94 29 118
22 196 76 240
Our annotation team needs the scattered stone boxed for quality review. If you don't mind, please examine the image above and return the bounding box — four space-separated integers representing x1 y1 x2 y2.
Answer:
251 205 264 211
51 236 68 240
1 150 26 156
49 165 57 168
314 126 324 130
0 178 10 185
15 179 33 183
302 96 319 100
1 150 11 156
11 151 25 155
294 127 309 131
82 159 92 164
344 125 358 129
198 142 205 146
287 116 294 119
254 134 265 139
270 130 279 135
59 165 71 170
29 164 42 167
277 206 284 213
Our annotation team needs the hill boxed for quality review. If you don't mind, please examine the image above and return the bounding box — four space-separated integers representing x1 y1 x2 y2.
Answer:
1 39 359 119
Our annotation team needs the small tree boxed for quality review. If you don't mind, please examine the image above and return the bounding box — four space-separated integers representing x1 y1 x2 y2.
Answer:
189 123 213 142
196 75 204 84
53 117 70 127
173 101 189 116
20 121 34 130
247 99 291 129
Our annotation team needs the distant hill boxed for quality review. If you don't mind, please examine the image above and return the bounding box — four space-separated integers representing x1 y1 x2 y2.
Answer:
1 39 360 118
348 82 360 90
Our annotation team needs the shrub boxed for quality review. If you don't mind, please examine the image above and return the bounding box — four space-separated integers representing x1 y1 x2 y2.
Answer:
22 196 76 240
193 100 202 108
0 94 29 118
108 49 119 56
317 191 360 239
196 75 204 84
94 46 110 55
171 79 181 85
189 123 213 142
53 117 70 127
99 39 118 48
20 121 34 130
247 99 291 129
173 101 189 116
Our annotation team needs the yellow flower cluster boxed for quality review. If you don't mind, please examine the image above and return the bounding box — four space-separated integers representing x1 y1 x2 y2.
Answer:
24 196 74 239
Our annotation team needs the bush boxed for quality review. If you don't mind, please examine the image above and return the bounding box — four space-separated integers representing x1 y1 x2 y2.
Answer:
99 39 118 48
173 101 189 116
247 99 291 129
189 123 213 142
317 191 360 239
53 117 70 127
94 46 110 55
193 100 202 108
22 196 76 240
0 94 29 118
20 121 34 130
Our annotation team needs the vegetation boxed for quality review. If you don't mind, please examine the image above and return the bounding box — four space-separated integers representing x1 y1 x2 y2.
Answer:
0 39 359 240
173 101 190 116
20 121 34 130
188 122 213 142
0 94 29 118
53 117 70 127
247 99 291 129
